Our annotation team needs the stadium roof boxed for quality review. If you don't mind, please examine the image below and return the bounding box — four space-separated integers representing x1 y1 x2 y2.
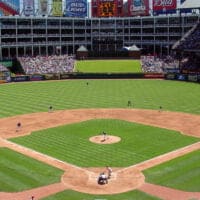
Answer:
128 45 140 51
180 0 200 9
123 45 140 51
77 45 88 52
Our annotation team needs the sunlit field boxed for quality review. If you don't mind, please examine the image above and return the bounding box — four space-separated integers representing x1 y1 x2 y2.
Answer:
75 59 142 73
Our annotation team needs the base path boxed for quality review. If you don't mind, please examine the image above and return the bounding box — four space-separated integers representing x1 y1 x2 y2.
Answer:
140 183 200 200
0 108 200 200
1 108 200 139
0 183 67 200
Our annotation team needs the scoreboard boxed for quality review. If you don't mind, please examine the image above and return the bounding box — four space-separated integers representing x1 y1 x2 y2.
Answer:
92 0 123 17
98 1 116 17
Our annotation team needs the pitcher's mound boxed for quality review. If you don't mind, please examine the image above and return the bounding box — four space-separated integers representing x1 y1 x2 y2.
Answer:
89 135 121 144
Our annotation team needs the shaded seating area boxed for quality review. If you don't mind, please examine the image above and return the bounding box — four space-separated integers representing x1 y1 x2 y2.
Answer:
178 23 200 51
173 21 200 74
180 54 200 73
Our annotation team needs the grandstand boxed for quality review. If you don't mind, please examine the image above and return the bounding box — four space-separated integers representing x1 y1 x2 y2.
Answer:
0 14 199 59
0 0 199 75
18 54 75 75
0 63 7 72
172 16 200 73
0 1 200 199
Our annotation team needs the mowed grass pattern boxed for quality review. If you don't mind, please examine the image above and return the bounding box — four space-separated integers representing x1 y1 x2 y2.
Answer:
0 148 63 192
0 80 200 118
75 60 142 73
143 150 200 192
1 79 200 196
42 189 161 200
10 119 200 167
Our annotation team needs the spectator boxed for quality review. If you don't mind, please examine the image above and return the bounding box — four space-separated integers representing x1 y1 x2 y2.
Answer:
18 54 75 75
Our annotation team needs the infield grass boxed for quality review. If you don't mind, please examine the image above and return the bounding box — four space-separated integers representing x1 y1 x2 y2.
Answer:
0 148 63 192
0 80 200 118
42 189 161 200
143 149 200 192
10 119 200 167
75 59 141 73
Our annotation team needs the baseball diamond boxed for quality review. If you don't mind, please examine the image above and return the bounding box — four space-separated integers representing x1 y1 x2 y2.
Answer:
0 106 200 199
0 2 200 198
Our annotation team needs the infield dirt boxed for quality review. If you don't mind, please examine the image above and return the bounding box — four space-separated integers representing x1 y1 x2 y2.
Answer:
0 108 200 200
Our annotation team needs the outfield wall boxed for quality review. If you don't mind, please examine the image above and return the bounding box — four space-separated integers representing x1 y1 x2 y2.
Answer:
8 73 200 83
165 73 200 83
10 72 165 82
2 72 199 84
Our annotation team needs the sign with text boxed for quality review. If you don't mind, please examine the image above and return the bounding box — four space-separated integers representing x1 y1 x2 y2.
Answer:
128 0 149 16
23 0 34 16
153 0 176 13
65 0 87 17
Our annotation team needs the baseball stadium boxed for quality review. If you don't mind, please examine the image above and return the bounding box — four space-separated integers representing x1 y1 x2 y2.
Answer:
0 0 200 200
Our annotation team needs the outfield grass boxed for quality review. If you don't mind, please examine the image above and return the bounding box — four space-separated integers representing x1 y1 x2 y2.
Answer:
10 119 200 167
143 150 200 192
0 148 64 192
75 60 142 73
0 80 200 118
1 79 200 197
42 189 161 200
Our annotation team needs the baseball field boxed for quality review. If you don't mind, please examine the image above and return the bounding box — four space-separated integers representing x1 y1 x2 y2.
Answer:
74 60 142 73
0 60 200 200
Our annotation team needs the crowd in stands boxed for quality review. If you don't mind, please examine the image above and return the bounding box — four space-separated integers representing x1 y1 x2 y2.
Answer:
180 54 200 73
18 54 75 75
178 23 200 50
0 64 8 72
174 22 200 73
142 20 200 74
141 55 179 73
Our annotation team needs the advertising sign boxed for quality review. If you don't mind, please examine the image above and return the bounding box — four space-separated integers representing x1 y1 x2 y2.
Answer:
11 76 30 82
165 73 176 80
177 74 187 81
23 0 34 16
98 0 117 17
198 75 200 83
30 75 45 81
39 0 48 15
65 0 87 17
0 0 20 15
128 0 149 16
153 0 177 14
52 0 63 16
1 0 20 11
188 74 198 82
